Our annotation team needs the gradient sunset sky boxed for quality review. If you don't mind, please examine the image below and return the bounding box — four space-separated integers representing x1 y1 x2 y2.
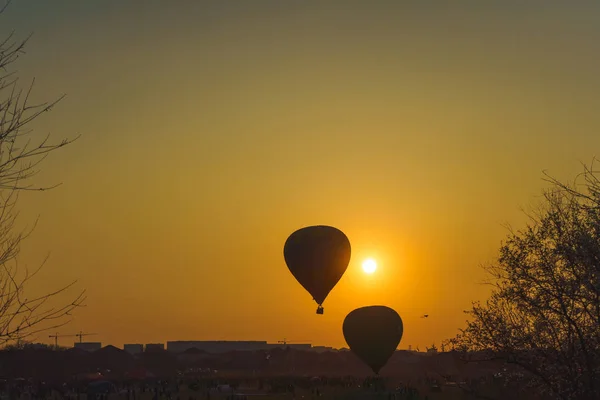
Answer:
4 1 600 349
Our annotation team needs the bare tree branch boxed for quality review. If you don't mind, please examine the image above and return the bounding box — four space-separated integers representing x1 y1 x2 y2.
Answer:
0 3 84 347
448 161 600 400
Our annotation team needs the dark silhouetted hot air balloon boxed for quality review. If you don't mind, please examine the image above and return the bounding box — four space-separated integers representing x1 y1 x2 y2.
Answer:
283 225 351 314
343 305 403 374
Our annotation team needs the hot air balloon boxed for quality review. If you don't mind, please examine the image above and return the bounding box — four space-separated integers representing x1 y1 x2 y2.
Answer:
284 225 351 314
342 305 403 375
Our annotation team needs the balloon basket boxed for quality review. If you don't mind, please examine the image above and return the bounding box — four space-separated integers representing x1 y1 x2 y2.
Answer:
316 306 324 315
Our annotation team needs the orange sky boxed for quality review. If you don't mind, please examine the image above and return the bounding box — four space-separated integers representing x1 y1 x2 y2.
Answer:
4 1 600 349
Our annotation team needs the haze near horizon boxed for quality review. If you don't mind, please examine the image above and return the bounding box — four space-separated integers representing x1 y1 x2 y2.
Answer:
4 0 600 349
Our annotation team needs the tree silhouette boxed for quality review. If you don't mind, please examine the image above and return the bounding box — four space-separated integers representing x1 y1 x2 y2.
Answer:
0 1 84 346
448 161 600 400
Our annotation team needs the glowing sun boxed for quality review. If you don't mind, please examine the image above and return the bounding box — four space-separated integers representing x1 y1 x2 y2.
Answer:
362 258 377 274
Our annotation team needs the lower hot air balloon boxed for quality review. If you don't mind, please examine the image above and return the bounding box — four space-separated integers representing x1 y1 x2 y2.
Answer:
284 225 351 314
343 305 403 375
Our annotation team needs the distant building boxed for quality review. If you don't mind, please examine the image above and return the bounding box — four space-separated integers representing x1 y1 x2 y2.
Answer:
282 344 312 351
23 343 49 350
168 341 268 353
145 343 165 352
167 341 313 354
124 344 144 355
311 346 337 353
74 342 101 352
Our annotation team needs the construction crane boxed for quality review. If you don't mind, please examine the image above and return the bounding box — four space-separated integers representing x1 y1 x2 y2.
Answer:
75 331 97 343
48 333 75 348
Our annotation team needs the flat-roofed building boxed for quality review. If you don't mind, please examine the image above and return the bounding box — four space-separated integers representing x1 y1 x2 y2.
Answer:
145 343 165 352
167 340 313 353
124 344 144 355
311 346 337 353
74 342 101 352
281 343 312 351
167 341 269 353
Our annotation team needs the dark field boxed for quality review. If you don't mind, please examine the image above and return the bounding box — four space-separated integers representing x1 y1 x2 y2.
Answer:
0 347 542 400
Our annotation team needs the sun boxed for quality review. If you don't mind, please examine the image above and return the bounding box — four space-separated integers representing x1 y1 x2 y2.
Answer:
362 258 377 274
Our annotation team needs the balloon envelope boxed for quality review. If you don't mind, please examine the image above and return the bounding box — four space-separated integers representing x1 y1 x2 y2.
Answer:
284 225 351 310
343 305 403 374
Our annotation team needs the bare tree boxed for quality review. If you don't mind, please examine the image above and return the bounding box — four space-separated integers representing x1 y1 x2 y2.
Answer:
448 161 600 400
0 2 84 347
